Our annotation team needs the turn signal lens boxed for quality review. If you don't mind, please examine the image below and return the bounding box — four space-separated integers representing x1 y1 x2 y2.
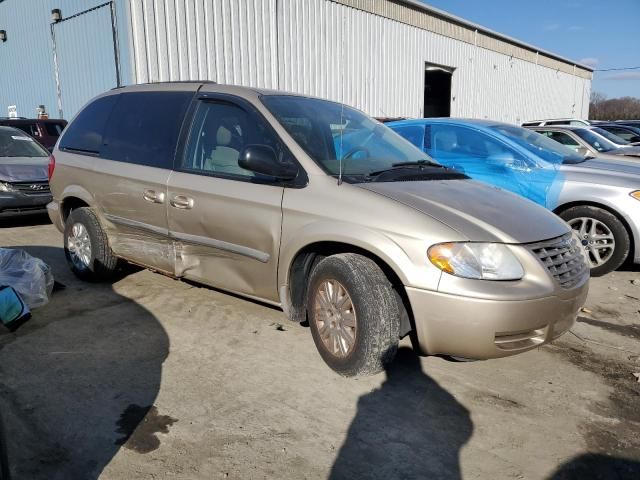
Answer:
48 154 55 181
428 242 524 280
630 190 640 201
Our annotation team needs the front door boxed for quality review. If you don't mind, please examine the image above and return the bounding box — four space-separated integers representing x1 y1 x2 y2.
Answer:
167 97 287 302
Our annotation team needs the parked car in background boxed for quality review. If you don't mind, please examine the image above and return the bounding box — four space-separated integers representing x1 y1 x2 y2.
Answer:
522 118 591 127
616 120 640 128
0 126 52 217
388 118 640 275
529 125 640 159
588 126 640 148
0 118 67 152
597 123 640 144
48 83 588 375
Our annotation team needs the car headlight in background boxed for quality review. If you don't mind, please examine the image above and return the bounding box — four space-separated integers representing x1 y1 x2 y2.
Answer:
0 181 16 193
630 190 640 201
428 242 524 280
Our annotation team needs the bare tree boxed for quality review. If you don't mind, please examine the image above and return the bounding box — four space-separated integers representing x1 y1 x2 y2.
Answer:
590 91 640 120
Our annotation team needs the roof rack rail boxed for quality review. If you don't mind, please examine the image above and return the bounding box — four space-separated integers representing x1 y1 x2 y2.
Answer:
111 80 217 90
0 116 28 120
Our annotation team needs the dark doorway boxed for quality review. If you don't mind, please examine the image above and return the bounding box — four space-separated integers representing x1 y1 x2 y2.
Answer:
424 64 453 118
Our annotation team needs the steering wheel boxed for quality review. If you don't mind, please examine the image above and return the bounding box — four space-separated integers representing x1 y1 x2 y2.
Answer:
341 146 370 160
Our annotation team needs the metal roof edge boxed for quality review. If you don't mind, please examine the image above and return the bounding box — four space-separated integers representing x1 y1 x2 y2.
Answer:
398 0 594 72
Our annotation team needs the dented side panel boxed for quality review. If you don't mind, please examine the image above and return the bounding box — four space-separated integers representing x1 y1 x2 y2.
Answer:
167 171 284 301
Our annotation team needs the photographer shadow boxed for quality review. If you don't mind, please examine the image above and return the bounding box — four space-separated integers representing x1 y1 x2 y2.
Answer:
0 245 170 480
329 347 473 480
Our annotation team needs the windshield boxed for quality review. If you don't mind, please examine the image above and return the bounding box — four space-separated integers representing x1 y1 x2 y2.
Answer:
0 128 48 158
261 95 435 180
591 127 630 145
491 124 585 164
573 128 617 152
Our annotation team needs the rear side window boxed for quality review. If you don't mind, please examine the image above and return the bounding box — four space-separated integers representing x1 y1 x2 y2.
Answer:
14 123 39 137
390 125 425 150
44 123 65 136
59 95 118 154
102 91 192 169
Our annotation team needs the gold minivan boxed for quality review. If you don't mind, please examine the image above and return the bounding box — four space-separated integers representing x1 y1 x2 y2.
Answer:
48 82 589 376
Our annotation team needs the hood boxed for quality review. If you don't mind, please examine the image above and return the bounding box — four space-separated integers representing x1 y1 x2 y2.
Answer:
357 179 569 244
566 156 640 176
609 146 640 157
0 156 49 182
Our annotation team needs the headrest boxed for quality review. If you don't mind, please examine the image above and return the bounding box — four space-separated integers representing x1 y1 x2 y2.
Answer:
216 126 232 146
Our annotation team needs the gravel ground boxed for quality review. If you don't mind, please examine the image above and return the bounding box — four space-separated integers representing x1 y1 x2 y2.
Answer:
1 215 639 480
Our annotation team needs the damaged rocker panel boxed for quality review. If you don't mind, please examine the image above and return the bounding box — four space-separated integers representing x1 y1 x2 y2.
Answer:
104 214 271 264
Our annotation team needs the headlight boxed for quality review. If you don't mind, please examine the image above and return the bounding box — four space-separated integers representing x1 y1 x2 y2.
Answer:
0 181 16 193
630 191 640 201
428 242 524 280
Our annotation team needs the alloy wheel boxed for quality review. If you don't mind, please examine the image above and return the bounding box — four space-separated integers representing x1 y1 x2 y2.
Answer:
313 279 357 358
568 217 615 268
67 222 92 269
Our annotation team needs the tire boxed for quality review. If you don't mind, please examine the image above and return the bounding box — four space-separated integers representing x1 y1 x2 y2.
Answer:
306 253 401 376
64 207 118 281
559 205 630 276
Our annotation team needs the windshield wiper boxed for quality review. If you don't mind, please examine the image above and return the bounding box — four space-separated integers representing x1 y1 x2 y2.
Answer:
368 160 444 177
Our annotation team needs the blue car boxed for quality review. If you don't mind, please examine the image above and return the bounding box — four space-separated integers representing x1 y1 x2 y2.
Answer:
386 118 583 210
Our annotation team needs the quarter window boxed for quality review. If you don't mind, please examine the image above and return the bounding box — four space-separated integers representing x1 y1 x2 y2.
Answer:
59 95 119 154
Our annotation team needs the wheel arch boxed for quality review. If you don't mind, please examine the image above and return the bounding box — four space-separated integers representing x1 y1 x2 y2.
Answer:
281 240 415 339
59 185 95 222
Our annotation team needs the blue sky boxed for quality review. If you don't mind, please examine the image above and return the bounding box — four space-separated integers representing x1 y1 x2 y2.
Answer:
421 0 640 98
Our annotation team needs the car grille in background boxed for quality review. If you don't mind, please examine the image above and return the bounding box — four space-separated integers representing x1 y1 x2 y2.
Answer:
529 233 588 289
9 181 51 195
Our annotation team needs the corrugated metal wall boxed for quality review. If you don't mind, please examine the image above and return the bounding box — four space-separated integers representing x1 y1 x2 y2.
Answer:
127 0 279 87
126 0 591 123
0 0 131 120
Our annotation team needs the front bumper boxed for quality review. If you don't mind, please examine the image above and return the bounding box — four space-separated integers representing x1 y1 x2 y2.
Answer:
0 192 52 217
406 280 588 359
47 200 64 232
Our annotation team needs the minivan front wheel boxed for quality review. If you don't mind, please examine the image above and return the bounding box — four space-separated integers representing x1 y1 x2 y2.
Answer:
64 207 118 281
560 205 630 276
307 253 401 376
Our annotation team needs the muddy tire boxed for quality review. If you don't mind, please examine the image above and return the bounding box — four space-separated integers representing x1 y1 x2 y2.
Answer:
307 253 401 376
559 205 629 277
64 207 118 281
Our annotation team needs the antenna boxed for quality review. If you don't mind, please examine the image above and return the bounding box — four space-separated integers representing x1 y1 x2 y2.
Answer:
337 13 346 186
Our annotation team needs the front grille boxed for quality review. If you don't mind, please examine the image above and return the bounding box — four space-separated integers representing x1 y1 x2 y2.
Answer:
9 181 51 195
529 233 588 289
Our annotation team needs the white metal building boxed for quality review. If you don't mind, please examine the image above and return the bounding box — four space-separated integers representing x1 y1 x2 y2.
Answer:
0 0 593 122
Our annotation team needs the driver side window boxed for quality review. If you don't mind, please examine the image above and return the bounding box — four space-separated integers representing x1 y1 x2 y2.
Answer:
182 101 290 180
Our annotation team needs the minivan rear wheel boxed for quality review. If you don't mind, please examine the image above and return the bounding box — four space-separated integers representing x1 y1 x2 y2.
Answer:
64 207 118 281
307 253 401 376
559 205 629 276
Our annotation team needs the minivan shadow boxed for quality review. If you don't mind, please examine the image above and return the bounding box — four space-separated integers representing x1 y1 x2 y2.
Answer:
547 452 640 479
329 347 473 480
0 246 169 480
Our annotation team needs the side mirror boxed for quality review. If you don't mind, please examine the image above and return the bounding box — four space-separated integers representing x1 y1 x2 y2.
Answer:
238 144 298 180
576 146 590 157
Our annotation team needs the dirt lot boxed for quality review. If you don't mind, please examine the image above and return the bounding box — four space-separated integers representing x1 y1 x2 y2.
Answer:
1 215 639 480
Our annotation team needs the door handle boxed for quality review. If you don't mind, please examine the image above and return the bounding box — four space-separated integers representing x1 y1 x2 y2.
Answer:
170 194 194 210
143 189 165 204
